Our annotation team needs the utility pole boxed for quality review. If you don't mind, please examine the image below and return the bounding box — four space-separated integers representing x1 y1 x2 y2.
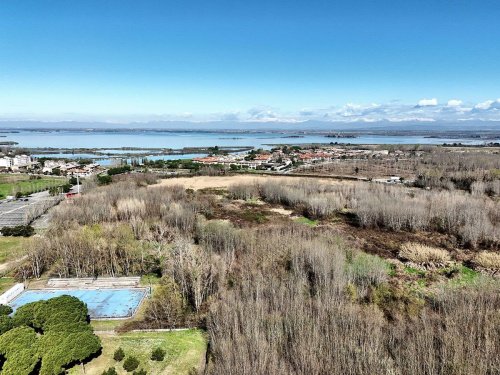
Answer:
77 175 80 194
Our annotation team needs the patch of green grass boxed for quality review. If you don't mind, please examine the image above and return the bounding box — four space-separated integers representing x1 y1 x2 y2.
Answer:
449 265 480 285
68 329 206 375
90 319 126 332
0 236 28 264
0 174 66 198
387 263 397 277
294 216 318 226
0 277 16 293
404 266 426 277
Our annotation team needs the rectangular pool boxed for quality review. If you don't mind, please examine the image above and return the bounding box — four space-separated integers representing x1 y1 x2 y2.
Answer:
8 288 148 319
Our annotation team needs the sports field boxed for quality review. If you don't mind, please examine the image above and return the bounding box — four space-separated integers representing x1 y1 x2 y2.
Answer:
0 173 65 198
9 288 147 318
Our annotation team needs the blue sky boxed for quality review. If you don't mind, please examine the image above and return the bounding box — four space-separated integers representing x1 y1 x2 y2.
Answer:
1 0 500 122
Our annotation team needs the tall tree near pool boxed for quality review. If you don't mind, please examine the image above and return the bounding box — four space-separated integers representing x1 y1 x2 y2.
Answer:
0 295 101 375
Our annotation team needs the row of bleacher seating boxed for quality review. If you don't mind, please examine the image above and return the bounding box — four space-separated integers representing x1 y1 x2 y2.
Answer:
47 277 141 289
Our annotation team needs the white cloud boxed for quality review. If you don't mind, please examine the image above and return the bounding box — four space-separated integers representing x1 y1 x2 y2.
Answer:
417 98 438 107
474 100 494 110
474 99 500 111
224 99 500 122
7 98 500 123
447 99 463 107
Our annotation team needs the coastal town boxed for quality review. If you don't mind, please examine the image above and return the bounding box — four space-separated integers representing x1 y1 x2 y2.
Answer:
0 145 421 186
192 145 392 171
0 154 101 176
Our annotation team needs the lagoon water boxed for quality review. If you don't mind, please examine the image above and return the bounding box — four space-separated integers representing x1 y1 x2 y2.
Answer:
31 153 209 165
3 129 494 149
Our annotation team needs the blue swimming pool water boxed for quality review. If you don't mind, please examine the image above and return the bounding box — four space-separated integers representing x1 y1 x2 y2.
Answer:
9 288 147 319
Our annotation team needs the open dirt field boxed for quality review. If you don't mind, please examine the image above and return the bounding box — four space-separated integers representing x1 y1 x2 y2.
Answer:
158 174 347 190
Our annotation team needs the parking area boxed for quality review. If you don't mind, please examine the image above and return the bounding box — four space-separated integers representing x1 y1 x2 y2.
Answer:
0 191 60 227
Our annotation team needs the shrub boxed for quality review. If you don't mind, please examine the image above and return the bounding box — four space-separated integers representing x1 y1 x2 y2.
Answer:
151 347 166 361
399 242 451 265
143 277 186 328
113 347 125 361
0 225 35 237
108 165 132 176
133 370 147 375
473 251 500 270
97 174 113 185
228 183 259 200
123 356 140 372
0 304 13 316
346 251 390 288
102 368 118 375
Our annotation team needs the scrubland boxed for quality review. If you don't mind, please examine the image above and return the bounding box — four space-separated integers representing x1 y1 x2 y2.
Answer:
10 172 500 375
297 146 500 194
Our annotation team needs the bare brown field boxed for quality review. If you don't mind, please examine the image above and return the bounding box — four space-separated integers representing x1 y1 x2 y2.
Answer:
157 174 347 190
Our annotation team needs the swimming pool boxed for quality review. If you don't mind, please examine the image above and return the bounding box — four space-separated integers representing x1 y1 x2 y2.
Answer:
8 288 148 319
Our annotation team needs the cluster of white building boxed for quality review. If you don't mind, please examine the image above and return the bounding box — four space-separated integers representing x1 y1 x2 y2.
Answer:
42 160 100 177
193 153 280 170
0 155 34 170
192 147 391 171
0 154 101 177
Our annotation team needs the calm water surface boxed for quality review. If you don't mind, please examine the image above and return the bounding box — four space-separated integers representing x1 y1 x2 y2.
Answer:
4 130 493 149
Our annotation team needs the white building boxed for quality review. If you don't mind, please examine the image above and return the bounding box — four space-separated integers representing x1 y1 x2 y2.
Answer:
0 155 33 169
13 155 32 167
0 157 13 168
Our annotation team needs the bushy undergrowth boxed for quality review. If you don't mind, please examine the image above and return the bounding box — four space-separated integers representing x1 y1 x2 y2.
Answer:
229 179 499 248
15 176 500 375
473 251 500 270
399 242 451 265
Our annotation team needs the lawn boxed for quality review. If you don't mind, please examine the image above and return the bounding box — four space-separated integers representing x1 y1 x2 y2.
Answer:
90 319 128 332
0 236 28 264
68 329 207 375
0 174 66 198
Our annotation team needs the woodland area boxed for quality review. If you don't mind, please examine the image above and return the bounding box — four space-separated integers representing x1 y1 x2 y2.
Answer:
297 146 500 193
13 170 500 375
